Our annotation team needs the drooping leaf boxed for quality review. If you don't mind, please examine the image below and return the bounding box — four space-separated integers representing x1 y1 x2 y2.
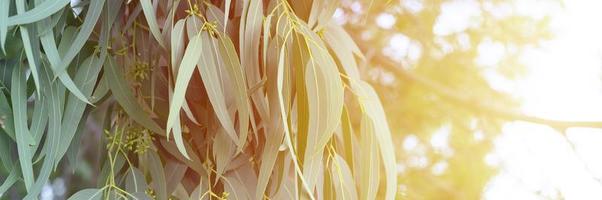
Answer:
56 0 105 77
164 161 188 196
240 0 269 122
329 154 358 200
0 164 19 197
0 88 15 140
216 33 251 151
11 65 35 191
351 81 397 200
198 31 238 142
105 57 164 135
141 0 166 47
125 167 147 194
0 0 9 53
16 0 42 95
56 56 102 166
67 188 103 200
7 0 70 26
165 30 203 157
24 62 66 200
40 27 91 104
147 150 168 200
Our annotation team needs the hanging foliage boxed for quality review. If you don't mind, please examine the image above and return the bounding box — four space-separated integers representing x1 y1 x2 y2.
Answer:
0 0 397 199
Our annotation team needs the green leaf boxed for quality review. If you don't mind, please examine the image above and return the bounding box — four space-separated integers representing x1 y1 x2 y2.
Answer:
16 0 42 95
0 0 9 54
67 188 103 200
105 57 164 135
56 0 105 77
56 56 102 166
170 19 200 125
66 110 89 172
0 133 14 170
40 29 91 104
29 91 48 149
166 30 203 158
0 164 19 197
147 151 167 200
24 62 66 200
11 65 35 191
7 0 70 26
126 167 147 194
0 88 15 140
141 0 166 47
170 19 186 72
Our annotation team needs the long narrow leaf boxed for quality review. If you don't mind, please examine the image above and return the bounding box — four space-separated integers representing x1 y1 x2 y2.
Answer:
56 0 105 76
11 66 34 191
0 0 9 53
141 0 166 47
7 0 70 26
105 57 164 135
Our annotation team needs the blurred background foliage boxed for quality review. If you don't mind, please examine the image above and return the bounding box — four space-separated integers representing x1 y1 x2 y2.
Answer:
338 0 555 199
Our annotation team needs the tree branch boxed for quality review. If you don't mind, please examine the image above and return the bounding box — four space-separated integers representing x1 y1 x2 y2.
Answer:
360 45 602 130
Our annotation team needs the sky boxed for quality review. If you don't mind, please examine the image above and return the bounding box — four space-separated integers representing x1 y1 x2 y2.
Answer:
477 0 602 199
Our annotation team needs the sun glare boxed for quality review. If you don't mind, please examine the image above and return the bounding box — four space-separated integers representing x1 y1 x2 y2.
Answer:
483 0 602 199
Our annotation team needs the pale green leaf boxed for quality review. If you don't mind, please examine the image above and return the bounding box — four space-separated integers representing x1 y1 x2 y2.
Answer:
7 0 70 26
198 32 237 142
11 66 35 191
224 0 232 33
67 188 103 200
213 128 235 179
16 0 41 94
330 154 358 200
126 167 147 194
24 62 66 200
240 0 269 122
147 151 167 200
56 0 105 77
141 0 166 47
105 57 164 135
276 43 315 200
40 29 91 104
0 0 9 53
351 81 397 200
56 56 102 165
359 115 379 200
165 31 203 158
0 164 18 197
0 88 15 140
217 33 250 151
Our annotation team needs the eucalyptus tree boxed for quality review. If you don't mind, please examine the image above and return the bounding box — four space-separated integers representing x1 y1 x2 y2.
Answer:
0 0 396 199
